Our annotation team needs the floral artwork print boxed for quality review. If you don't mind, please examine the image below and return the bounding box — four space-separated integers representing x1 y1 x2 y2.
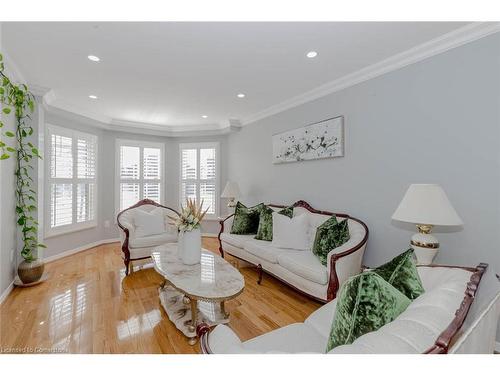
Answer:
272 116 344 164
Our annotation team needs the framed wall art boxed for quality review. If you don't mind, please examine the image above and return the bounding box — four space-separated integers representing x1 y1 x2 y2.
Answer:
272 115 344 164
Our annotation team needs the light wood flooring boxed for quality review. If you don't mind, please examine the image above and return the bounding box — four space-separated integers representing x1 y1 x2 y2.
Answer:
0 238 321 353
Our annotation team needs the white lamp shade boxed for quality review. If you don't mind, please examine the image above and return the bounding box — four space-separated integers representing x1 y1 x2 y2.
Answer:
392 184 463 226
221 181 241 199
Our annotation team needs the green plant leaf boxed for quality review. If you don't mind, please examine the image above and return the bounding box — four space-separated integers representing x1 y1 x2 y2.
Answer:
0 153 9 160
5 131 14 137
2 107 11 114
6 147 15 152
38 244 47 248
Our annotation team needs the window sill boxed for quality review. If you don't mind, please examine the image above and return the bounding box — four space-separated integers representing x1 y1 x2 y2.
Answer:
44 221 98 239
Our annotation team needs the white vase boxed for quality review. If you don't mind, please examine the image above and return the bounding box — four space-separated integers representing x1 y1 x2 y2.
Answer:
180 228 201 265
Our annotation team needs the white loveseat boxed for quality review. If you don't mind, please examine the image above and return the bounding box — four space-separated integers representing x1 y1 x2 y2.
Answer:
218 200 369 302
198 263 500 354
117 199 179 275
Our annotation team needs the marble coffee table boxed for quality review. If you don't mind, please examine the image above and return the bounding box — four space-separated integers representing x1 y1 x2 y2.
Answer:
151 243 245 345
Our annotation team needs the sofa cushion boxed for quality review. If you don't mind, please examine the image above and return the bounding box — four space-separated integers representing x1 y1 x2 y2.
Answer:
133 209 166 238
220 233 255 248
271 213 310 250
328 270 470 354
243 323 328 353
277 251 328 285
255 205 293 241
243 240 290 264
326 272 411 352
230 202 264 235
373 249 425 300
129 232 178 248
312 216 350 266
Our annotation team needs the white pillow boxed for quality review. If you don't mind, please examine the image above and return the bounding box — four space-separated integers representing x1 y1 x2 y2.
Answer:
134 209 166 238
271 212 310 250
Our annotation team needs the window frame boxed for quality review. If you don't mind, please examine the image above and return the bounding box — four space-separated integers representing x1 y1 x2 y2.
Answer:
45 124 98 238
179 142 220 220
115 139 165 214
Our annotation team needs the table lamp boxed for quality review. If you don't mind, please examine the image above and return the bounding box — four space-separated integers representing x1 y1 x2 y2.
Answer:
392 184 463 265
221 181 241 208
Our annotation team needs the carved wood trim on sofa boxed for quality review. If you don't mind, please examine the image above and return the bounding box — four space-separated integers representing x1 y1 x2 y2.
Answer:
423 262 488 354
197 262 488 354
217 200 369 303
116 199 179 275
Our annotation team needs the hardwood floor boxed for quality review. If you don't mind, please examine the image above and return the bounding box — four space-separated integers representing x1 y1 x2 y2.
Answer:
0 238 321 353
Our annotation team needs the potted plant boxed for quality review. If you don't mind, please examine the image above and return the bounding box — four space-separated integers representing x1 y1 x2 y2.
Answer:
0 53 46 284
170 198 209 265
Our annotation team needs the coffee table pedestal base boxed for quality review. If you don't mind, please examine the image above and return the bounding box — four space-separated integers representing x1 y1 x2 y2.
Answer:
158 285 230 345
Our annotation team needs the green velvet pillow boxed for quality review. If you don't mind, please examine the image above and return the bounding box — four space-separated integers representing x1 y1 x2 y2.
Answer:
312 216 350 266
326 272 411 352
254 205 293 241
373 249 425 300
230 202 264 235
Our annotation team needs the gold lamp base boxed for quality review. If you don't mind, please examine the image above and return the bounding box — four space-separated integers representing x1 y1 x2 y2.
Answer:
410 224 440 265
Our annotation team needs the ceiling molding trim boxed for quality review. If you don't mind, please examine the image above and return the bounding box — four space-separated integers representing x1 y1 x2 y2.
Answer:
242 22 500 126
43 90 237 136
43 100 235 138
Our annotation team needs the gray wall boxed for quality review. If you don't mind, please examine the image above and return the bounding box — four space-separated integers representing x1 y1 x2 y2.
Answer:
228 33 500 272
0 23 18 298
42 110 229 258
228 33 500 341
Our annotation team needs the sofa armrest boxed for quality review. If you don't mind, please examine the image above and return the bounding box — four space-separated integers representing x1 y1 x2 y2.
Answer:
325 218 369 301
198 323 254 354
217 214 235 257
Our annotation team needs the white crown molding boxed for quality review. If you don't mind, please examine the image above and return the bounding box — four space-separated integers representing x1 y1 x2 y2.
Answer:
242 22 500 125
23 22 500 133
41 90 240 136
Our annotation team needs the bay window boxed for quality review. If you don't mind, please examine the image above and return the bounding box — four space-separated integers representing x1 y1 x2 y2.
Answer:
179 142 219 218
46 125 97 237
116 139 164 211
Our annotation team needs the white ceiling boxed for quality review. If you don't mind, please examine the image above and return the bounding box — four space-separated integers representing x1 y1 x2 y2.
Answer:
3 22 472 132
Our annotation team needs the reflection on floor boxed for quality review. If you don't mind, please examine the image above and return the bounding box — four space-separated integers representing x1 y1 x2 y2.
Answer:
0 237 320 353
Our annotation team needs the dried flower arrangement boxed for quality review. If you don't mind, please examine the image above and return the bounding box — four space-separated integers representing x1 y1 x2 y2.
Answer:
169 198 209 232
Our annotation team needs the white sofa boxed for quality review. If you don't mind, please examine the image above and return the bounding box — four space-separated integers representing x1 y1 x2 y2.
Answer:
117 199 179 275
218 200 369 302
198 263 500 354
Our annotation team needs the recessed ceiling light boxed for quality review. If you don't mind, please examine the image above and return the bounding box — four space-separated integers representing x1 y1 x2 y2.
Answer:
201 115 208 119
87 55 100 62
88 95 98 99
306 51 318 58
237 93 245 98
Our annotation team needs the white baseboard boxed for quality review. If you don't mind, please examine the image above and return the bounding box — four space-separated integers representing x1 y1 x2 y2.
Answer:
202 233 218 238
0 281 14 306
495 341 500 353
44 237 120 264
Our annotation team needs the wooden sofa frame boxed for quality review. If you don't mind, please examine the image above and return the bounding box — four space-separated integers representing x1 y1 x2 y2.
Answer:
197 262 488 354
217 200 369 303
116 199 179 275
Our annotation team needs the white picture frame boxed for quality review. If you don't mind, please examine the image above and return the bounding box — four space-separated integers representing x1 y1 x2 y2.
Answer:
272 116 344 164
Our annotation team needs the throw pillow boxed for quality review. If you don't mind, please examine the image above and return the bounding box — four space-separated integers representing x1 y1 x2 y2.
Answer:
134 209 166 238
326 271 411 352
230 202 264 235
312 216 350 266
255 205 294 241
271 212 310 250
373 248 425 300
